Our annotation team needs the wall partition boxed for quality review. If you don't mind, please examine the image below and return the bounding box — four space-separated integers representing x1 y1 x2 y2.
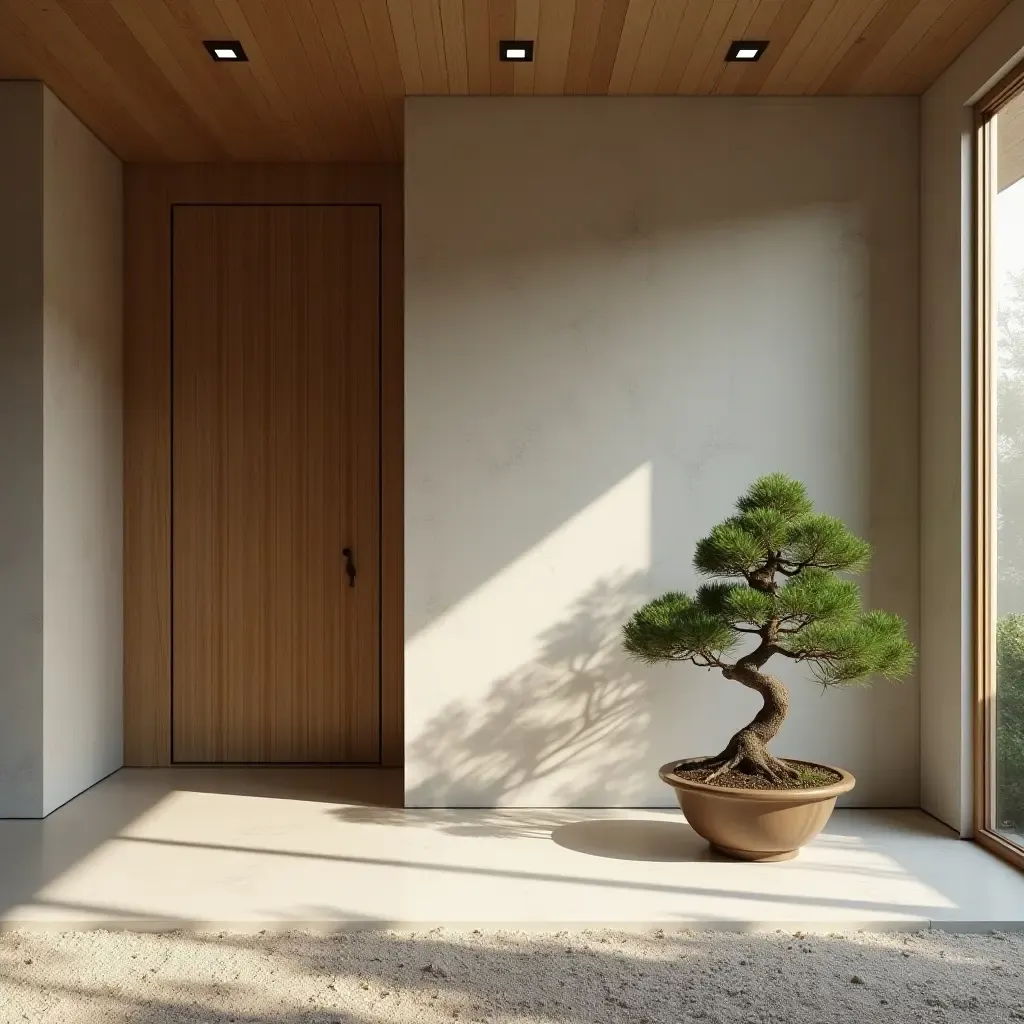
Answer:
405 97 920 808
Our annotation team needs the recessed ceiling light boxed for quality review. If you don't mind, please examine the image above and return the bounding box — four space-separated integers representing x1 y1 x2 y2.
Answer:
726 40 768 62
499 40 534 62
203 40 248 62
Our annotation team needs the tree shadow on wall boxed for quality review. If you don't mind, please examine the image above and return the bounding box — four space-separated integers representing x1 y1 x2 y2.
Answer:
333 571 656 836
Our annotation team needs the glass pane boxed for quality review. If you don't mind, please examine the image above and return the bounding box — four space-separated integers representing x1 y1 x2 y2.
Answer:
994 91 1024 846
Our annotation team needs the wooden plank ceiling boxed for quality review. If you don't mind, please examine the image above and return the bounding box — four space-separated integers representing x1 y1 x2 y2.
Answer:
0 0 1012 161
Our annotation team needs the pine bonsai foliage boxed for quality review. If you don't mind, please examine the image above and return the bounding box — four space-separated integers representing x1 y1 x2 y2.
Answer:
622 474 915 784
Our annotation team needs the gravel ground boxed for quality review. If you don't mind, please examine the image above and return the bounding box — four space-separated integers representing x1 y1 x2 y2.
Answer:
1 927 1023 1024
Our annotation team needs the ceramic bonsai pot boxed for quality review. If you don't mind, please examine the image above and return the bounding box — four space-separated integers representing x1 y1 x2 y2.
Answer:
659 759 856 862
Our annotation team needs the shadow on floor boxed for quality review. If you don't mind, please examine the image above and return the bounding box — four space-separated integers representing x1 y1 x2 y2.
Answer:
151 766 404 807
551 818 716 862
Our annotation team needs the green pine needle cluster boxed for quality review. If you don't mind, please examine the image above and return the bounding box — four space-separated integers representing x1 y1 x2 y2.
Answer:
622 474 915 687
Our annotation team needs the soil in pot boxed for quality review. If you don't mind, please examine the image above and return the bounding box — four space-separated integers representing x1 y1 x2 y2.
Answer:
672 760 843 793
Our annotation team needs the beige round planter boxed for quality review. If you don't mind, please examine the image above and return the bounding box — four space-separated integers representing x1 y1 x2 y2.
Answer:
659 759 856 862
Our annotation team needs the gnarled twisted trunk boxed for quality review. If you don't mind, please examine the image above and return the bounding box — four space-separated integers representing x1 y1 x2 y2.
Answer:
674 659 799 784
674 568 801 782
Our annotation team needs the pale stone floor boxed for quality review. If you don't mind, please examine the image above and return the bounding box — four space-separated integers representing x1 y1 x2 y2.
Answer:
1 768 1024 932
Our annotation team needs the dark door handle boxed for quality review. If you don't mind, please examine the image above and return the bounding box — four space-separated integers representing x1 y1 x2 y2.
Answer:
342 547 356 588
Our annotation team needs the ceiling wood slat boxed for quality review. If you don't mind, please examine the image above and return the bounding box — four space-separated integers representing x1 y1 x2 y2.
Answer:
513 0 541 96
729 0 815 95
887 0 980 93
803 0 891 95
412 0 449 94
760 0 841 93
585 0 630 93
56 0 221 157
607 0 657 95
695 0 760 94
654 0 713 95
776 0 878 94
359 0 407 98
13 0 200 159
214 0 315 158
385 0 424 94
627 0 692 96
333 0 400 158
818 0 920 93
184 0 311 158
895 0 1012 95
464 0 491 94
563 0 604 95
105 1 233 154
112 0 276 159
357 0 407 146
488 0 517 96
290 0 374 159
231 0 333 160
852 0 960 94
430 2 450 91
0 0 1011 160
533 0 576 96
716 0 785 95
0 2 155 159
677 0 749 94
401 0 446 92
438 0 469 95
307 0 382 159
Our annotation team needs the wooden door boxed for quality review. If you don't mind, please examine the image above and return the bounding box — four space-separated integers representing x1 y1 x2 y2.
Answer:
171 205 380 763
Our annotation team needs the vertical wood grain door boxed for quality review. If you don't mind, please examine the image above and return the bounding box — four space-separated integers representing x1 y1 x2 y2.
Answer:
171 205 380 763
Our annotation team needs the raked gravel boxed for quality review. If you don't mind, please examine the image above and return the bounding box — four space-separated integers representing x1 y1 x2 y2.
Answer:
1 927 1022 1024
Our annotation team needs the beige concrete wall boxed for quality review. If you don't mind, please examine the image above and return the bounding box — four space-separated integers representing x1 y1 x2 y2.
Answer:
921 1 1024 834
0 82 45 817
405 97 920 808
41 90 123 816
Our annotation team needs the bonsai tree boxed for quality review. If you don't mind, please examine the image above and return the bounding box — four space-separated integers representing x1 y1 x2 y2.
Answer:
622 474 915 785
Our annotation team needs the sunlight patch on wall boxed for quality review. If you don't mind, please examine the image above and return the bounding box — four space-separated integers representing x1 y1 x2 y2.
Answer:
405 465 652 805
407 462 651 695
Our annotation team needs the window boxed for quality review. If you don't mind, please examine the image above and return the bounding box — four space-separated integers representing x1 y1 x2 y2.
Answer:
977 69 1024 870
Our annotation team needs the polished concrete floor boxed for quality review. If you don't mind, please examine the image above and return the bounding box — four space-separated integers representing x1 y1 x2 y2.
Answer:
2 768 1024 932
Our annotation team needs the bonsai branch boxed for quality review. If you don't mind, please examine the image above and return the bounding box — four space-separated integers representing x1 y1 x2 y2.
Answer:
689 652 726 670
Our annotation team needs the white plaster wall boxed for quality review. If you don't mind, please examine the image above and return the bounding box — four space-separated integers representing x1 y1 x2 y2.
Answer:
41 90 123 816
0 82 45 817
0 83 122 818
405 97 920 808
921 1 1024 834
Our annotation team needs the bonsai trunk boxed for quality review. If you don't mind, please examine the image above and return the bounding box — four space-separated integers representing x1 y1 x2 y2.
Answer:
675 664 800 784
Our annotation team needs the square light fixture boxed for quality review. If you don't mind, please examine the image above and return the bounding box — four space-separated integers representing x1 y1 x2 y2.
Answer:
499 40 534 62
725 40 768 62
203 39 248 62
